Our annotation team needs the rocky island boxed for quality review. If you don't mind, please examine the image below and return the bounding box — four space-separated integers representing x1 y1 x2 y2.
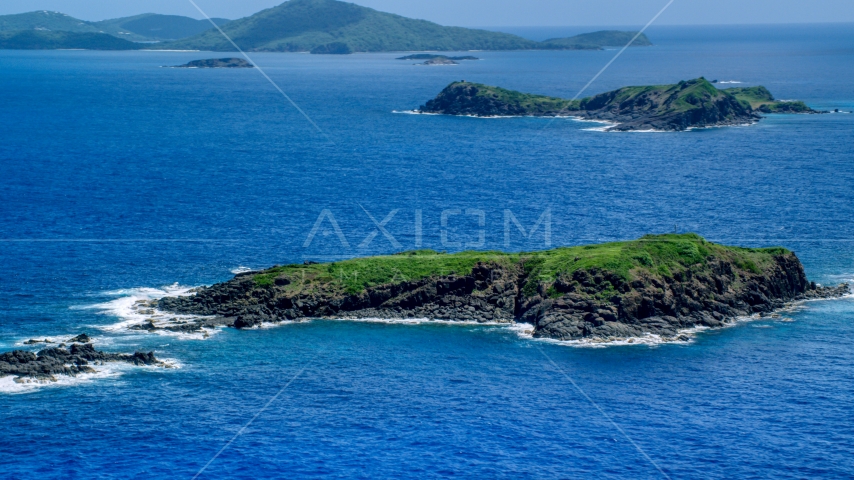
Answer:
418 78 824 131
397 54 480 66
155 234 849 342
171 58 254 68
1 336 163 382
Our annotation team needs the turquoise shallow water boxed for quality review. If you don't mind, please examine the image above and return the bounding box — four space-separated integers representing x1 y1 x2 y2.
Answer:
0 24 853 479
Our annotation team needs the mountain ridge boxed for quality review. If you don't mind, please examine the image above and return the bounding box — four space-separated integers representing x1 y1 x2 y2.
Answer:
158 0 651 53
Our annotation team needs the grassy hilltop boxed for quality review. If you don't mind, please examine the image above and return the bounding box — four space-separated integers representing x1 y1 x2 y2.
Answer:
159 233 845 339
252 233 788 296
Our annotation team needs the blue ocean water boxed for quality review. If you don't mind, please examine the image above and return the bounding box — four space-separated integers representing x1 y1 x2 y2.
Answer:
1 24 853 478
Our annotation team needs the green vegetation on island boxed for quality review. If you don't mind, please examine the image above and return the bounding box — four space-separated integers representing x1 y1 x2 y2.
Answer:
0 11 98 34
310 41 352 54
419 77 823 130
723 86 815 113
0 30 143 50
541 30 652 49
397 54 479 61
0 2 652 52
158 0 651 53
0 10 229 43
171 58 254 68
157 233 848 339
91 14 230 42
251 234 785 295
163 0 539 52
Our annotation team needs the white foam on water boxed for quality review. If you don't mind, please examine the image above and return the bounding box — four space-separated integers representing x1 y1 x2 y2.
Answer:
0 359 179 395
717 80 743 84
254 321 298 330
230 266 256 274
77 284 220 340
507 322 535 336
392 110 438 115
329 316 506 326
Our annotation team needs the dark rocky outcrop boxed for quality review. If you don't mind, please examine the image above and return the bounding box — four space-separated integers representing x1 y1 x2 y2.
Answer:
171 58 254 68
0 341 162 382
156 236 850 342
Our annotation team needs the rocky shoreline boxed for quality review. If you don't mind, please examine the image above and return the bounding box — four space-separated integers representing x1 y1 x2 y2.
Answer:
0 337 163 382
154 235 850 342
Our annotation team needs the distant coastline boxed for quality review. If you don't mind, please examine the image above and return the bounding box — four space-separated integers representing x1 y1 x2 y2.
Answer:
0 0 653 53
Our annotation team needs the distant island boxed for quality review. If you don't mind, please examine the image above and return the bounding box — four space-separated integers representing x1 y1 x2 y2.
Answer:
0 10 229 43
171 58 254 68
153 234 849 342
398 54 480 61
162 0 652 53
418 78 824 131
540 30 653 49
397 54 479 65
0 2 654 52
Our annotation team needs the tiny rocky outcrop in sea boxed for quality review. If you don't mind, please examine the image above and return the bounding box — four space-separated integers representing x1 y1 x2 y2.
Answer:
0 340 163 383
155 234 850 342
417 78 825 131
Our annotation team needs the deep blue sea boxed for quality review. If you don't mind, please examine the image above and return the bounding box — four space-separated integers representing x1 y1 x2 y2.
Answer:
1 24 853 479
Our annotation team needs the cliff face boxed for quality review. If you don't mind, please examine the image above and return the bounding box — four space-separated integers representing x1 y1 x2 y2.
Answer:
418 78 821 131
157 235 849 341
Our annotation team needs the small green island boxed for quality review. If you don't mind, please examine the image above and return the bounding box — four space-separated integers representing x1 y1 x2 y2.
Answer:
155 234 849 342
398 54 480 65
170 58 255 68
418 78 823 131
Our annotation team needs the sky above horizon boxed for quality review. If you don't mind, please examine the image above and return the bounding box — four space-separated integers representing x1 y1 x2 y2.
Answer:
2 0 853 26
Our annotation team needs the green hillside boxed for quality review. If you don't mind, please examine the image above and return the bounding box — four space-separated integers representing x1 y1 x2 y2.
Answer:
0 3 654 53
421 78 742 117
542 30 652 49
162 0 541 52
0 30 143 50
0 11 229 42
724 86 815 113
0 11 97 33
252 234 788 295
92 14 230 41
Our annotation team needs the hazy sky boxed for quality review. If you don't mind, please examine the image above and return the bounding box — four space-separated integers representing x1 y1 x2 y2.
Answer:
3 0 853 26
